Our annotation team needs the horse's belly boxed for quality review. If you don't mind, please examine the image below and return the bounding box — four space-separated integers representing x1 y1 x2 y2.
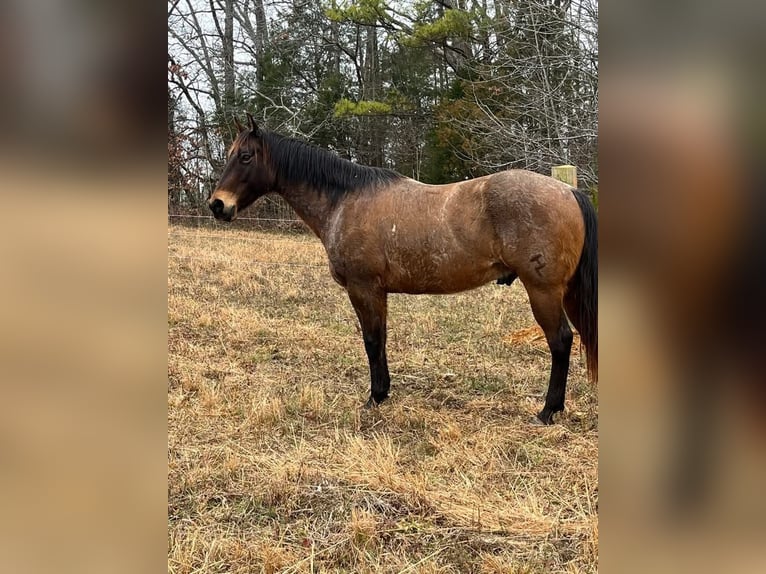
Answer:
383 253 503 294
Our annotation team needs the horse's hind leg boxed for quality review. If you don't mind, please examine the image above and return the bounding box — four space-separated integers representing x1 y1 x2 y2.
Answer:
527 287 573 424
346 285 391 406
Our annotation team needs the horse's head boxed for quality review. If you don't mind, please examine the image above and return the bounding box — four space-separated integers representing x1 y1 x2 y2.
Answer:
208 113 276 221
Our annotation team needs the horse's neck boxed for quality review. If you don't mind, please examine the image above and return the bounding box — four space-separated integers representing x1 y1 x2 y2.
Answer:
277 184 335 241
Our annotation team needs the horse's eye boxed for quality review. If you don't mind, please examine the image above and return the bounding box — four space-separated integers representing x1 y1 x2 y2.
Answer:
240 152 252 163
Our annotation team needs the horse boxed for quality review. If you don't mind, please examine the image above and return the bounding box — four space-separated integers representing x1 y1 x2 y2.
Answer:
208 113 597 424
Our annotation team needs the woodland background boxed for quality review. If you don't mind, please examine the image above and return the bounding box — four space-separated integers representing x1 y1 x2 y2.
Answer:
168 0 598 218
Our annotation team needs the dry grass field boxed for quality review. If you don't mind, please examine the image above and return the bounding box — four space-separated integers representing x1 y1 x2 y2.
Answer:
168 222 598 573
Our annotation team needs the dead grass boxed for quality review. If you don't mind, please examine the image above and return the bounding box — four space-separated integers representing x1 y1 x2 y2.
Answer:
168 223 598 573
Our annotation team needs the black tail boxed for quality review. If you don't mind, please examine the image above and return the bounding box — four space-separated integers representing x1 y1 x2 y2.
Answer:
564 189 598 382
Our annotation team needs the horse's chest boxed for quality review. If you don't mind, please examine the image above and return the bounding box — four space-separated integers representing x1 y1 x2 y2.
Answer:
325 241 382 286
327 261 348 287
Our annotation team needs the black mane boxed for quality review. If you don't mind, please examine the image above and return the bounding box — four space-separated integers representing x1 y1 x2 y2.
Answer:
260 130 403 202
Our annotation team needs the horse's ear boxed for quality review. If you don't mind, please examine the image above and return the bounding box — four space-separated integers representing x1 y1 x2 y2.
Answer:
233 116 245 133
246 112 260 135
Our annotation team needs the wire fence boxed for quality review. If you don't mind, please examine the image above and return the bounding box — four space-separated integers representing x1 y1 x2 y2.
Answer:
168 253 326 268
168 213 326 269
168 214 302 224
168 212 309 235
168 230 313 243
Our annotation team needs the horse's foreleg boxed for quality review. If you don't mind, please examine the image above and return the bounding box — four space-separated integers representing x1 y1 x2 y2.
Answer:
347 285 390 406
527 288 573 424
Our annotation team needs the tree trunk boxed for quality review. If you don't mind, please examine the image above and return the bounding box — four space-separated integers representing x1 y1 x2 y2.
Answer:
330 0 341 77
222 0 235 116
253 0 268 87
444 0 473 73
363 26 384 167
167 90 182 211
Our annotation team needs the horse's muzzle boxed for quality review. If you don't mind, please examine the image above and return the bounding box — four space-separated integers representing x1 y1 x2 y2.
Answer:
209 198 235 221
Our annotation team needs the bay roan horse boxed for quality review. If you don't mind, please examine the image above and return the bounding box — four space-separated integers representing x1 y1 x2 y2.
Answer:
209 114 597 424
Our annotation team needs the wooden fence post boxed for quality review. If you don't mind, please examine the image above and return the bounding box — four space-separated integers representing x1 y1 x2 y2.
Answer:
551 165 577 188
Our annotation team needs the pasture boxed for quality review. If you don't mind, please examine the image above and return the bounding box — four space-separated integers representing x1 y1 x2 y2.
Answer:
168 222 598 573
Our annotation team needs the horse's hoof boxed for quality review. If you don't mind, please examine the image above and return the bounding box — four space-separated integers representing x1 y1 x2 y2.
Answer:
363 394 388 409
536 408 556 425
363 397 378 409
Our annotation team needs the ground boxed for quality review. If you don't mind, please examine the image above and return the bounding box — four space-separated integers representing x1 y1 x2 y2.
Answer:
168 222 598 574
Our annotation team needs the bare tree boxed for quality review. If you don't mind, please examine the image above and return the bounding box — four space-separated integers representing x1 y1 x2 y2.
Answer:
167 0 598 214
442 0 598 185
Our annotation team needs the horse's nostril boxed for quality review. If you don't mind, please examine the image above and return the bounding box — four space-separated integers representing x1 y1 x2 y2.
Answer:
210 198 224 215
